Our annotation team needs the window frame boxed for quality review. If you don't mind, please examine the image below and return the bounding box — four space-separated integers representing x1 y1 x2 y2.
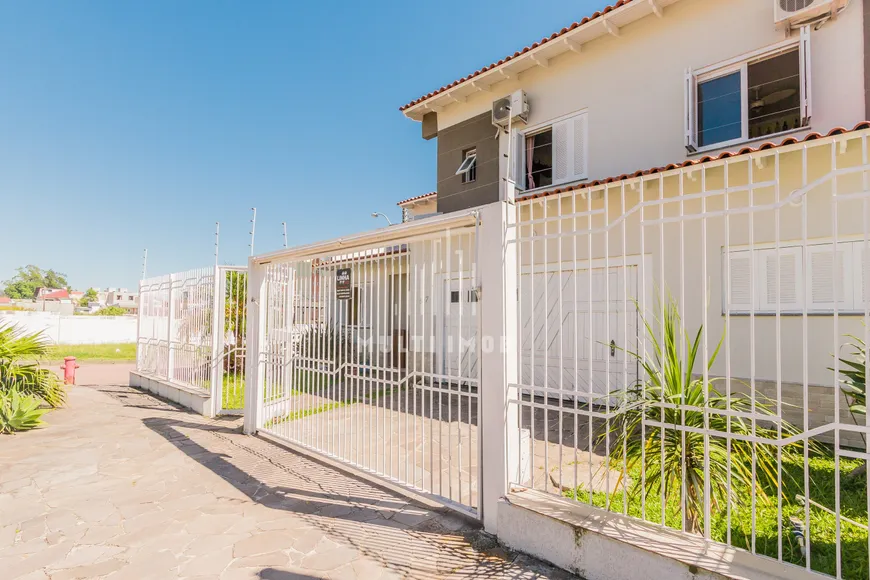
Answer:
687 29 811 154
522 126 554 191
456 148 477 183
515 108 589 193
722 238 868 316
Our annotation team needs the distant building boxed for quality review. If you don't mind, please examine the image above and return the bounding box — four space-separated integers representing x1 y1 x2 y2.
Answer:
35 288 69 301
105 289 139 315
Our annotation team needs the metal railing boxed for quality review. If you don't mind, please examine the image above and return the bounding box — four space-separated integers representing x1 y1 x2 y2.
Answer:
137 266 247 415
509 131 870 578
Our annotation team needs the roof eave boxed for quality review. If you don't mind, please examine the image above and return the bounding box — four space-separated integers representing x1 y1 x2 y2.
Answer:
401 0 681 121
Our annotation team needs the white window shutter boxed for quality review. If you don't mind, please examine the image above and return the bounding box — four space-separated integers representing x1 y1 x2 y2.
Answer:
684 68 698 153
551 112 588 186
799 26 812 126
807 243 852 311
552 120 570 184
724 249 753 312
572 113 588 180
852 241 870 310
760 247 803 312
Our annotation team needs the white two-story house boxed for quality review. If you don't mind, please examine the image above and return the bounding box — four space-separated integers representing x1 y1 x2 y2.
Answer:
401 0 865 209
399 0 870 446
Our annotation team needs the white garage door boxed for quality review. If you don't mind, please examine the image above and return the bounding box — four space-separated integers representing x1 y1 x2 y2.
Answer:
442 279 479 381
520 265 638 402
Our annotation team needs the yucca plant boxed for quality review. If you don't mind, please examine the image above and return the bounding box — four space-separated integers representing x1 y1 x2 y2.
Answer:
0 323 66 407
0 386 49 433
834 333 866 419
607 298 795 535
832 333 867 480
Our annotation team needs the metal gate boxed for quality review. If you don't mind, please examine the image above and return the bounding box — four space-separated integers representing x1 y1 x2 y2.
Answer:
137 265 247 417
249 215 482 517
213 266 248 415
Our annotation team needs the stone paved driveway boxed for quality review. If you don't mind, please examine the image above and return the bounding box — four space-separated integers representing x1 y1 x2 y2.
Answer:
0 364 576 579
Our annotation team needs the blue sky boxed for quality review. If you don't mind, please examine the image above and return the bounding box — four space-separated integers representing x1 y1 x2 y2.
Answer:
0 0 606 291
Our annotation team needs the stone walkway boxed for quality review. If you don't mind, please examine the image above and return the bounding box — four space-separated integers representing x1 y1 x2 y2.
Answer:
0 364 576 579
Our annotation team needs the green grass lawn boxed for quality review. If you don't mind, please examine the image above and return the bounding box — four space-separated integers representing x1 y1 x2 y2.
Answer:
565 452 868 579
215 369 338 410
46 343 136 361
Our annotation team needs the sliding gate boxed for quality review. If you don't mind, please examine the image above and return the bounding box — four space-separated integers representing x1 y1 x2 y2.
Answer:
249 214 482 517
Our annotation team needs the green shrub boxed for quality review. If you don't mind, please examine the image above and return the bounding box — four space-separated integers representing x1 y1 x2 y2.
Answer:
93 305 128 316
0 387 48 433
0 323 66 407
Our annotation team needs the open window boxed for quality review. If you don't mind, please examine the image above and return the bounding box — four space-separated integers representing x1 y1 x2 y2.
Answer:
686 27 811 153
456 148 477 184
515 110 588 191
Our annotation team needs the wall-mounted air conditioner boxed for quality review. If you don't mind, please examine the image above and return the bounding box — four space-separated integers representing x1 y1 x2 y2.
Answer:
774 0 843 28
492 90 529 128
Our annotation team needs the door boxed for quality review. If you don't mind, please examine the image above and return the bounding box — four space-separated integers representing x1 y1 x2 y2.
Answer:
520 264 638 402
441 279 479 381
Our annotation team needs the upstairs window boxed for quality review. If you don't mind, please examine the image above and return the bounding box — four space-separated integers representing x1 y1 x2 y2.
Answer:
515 110 588 191
686 28 811 152
456 148 477 184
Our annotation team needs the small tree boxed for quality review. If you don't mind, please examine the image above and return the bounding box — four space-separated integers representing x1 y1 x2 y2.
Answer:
78 288 98 307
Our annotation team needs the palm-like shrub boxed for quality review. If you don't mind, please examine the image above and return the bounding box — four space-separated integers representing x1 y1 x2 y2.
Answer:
834 334 866 418
0 387 49 433
607 299 794 534
0 323 66 407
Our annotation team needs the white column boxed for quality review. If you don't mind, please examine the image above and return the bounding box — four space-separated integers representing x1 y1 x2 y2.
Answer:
243 259 267 435
135 280 143 372
478 200 520 534
209 267 225 417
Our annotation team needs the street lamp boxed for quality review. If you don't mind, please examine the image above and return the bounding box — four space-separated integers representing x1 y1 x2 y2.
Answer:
371 212 393 226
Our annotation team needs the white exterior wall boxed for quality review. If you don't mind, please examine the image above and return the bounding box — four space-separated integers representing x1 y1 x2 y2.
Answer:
433 0 865 197
1 311 137 344
401 197 438 219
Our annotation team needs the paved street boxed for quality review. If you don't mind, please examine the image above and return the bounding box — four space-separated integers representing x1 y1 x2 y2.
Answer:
0 364 575 579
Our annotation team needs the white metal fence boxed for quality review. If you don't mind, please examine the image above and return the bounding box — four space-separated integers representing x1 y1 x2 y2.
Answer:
248 215 482 517
509 131 870 579
137 265 247 415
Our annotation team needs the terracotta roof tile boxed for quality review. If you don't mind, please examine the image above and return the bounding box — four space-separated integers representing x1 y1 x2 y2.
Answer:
400 0 635 112
396 192 437 206
520 123 870 201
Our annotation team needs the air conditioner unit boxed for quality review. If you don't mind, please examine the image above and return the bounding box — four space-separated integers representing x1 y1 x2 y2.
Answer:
774 0 842 28
492 90 529 128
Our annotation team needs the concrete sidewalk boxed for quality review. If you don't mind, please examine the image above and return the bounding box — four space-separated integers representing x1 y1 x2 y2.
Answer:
0 364 575 579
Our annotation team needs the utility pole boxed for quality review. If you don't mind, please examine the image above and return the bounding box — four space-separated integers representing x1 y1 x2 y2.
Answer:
214 222 220 267
282 222 288 248
249 208 257 257
141 249 148 280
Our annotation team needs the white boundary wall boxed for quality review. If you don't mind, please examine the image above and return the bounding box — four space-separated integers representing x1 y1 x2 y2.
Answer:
0 312 136 344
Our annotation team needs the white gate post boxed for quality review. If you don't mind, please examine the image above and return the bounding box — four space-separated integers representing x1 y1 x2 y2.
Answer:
135 279 143 372
166 274 177 382
478 200 520 534
243 258 267 435
209 267 225 417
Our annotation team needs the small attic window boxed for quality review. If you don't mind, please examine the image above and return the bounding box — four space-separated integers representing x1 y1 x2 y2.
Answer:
456 149 477 183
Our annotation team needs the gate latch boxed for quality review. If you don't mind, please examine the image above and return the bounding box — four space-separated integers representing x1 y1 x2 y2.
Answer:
610 340 616 357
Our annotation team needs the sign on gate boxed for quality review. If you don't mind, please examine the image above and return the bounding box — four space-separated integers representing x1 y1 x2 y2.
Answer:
336 268 351 300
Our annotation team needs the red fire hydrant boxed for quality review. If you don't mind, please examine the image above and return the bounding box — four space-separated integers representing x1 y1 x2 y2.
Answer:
60 356 80 385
